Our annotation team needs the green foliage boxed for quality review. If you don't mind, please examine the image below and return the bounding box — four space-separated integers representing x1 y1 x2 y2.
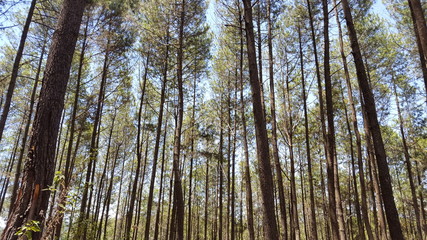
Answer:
15 220 41 239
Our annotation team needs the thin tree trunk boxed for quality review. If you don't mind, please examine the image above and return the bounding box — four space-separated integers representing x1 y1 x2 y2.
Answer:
113 145 127 239
187 62 197 240
94 110 116 240
218 92 224 240
339 80 364 239
0 118 23 213
415 160 427 235
230 74 237 240
154 104 169 240
8 37 46 217
102 144 121 240
306 1 330 238
145 31 169 240
0 0 37 143
298 23 318 240
267 1 288 239
256 4 266 115
392 76 423 239
288 75 299 240
123 53 149 239
77 32 111 239
204 154 209 240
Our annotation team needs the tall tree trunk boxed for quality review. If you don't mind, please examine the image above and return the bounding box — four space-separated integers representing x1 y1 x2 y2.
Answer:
52 16 89 237
77 33 110 240
237 6 256 240
241 0 279 239
230 74 237 240
124 54 149 240
407 0 427 97
334 3 374 238
340 0 404 238
187 61 197 240
306 1 330 238
298 24 318 240
145 29 169 240
286 64 299 240
408 0 427 95
239 25 256 240
0 118 23 213
267 1 288 239
8 37 46 217
323 0 345 238
204 154 210 240
392 76 423 239
94 110 116 240
256 4 266 115
170 0 186 238
339 80 364 239
1 0 86 238
0 0 37 143
218 93 224 240
415 160 427 235
102 144 121 240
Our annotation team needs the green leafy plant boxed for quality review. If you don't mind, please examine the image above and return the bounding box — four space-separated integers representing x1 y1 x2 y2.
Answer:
15 220 41 239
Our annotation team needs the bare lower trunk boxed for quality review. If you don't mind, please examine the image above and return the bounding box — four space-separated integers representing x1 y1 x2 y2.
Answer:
242 0 279 239
340 1 404 238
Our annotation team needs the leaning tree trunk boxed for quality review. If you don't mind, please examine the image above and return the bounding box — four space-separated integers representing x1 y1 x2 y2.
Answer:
407 0 427 96
0 0 37 144
8 36 46 217
408 0 427 85
341 0 404 239
1 0 86 239
241 0 279 239
392 76 423 239
333 2 374 238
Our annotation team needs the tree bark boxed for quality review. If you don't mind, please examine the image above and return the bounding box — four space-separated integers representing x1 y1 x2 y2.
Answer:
408 0 427 95
340 0 404 238
170 0 186 238
322 1 344 239
407 0 427 97
334 3 374 238
1 0 86 238
242 0 279 239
